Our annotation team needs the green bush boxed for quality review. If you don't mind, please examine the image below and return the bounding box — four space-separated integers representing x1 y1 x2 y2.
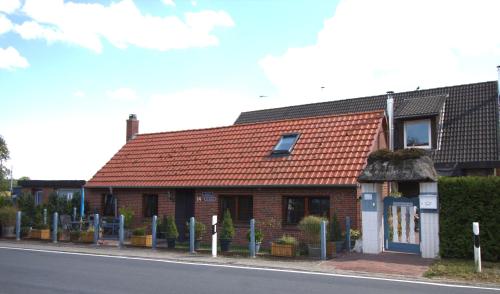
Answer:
165 215 178 239
276 235 297 245
298 215 326 244
185 219 206 239
439 177 500 261
119 207 134 229
220 209 235 240
0 206 17 226
17 193 35 222
132 227 146 236
246 228 263 243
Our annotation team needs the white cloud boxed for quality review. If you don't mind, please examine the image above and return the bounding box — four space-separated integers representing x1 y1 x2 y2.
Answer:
260 0 500 102
0 0 20 14
14 0 234 53
162 0 176 7
73 90 85 98
0 47 29 70
0 14 13 35
106 88 138 101
191 1 198 7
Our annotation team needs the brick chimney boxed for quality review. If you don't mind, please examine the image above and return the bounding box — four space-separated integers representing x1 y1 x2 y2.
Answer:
126 114 139 142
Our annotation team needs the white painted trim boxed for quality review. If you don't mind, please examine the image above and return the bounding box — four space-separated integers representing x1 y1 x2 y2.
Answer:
404 119 432 149
0 246 498 291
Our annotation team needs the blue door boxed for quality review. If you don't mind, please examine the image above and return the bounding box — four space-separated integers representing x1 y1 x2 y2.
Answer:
383 197 420 254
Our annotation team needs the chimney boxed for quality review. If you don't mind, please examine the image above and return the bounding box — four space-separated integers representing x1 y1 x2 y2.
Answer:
386 91 394 151
126 114 139 142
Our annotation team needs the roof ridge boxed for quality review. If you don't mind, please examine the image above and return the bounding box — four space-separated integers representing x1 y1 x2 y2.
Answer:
136 109 385 137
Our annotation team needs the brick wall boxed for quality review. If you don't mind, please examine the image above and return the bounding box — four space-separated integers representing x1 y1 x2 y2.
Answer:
86 186 358 247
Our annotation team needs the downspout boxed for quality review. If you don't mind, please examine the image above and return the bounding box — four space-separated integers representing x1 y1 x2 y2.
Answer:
386 91 395 151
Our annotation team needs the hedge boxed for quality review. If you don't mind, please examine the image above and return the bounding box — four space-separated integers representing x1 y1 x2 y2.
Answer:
438 176 500 261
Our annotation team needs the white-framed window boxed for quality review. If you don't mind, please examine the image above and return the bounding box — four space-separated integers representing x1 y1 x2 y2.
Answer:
404 119 432 149
35 190 43 206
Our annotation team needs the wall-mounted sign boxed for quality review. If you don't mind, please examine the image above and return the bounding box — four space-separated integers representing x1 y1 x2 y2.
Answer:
420 194 437 209
202 192 216 202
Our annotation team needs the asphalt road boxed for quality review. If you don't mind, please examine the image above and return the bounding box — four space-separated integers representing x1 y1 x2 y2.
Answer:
0 247 496 294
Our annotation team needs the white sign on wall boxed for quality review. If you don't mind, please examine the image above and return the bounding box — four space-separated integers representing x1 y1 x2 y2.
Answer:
420 194 438 209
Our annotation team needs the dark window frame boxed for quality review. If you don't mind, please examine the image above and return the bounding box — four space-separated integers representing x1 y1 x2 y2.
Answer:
283 196 330 225
142 194 158 218
219 195 253 224
102 194 116 217
272 133 300 155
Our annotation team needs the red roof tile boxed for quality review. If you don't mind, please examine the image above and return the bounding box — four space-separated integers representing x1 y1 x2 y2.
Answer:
86 111 385 188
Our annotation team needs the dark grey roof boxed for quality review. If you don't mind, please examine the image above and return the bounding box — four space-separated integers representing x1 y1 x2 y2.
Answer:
18 180 86 189
235 81 500 165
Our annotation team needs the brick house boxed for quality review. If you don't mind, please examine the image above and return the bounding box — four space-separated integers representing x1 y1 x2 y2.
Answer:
18 180 86 205
85 111 387 245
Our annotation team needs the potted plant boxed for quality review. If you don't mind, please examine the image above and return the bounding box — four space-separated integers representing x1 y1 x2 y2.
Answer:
271 235 297 257
246 228 263 254
194 220 206 250
298 215 326 258
219 210 235 252
0 206 17 238
119 207 134 238
165 216 178 249
80 226 95 243
328 212 344 256
350 229 361 251
69 229 81 242
131 227 152 247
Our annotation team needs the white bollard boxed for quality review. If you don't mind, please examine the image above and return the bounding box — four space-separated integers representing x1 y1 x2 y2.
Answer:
212 215 217 257
473 222 481 273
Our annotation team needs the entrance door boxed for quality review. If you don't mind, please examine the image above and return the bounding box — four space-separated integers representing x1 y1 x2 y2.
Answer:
175 189 195 242
383 197 420 254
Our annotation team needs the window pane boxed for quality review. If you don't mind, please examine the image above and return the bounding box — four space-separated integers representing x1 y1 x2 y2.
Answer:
103 194 115 217
143 195 158 217
274 134 298 153
220 197 236 221
309 198 329 218
237 196 253 222
406 121 430 147
286 197 305 224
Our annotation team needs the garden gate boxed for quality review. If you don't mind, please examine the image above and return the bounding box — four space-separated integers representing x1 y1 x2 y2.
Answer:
383 197 420 254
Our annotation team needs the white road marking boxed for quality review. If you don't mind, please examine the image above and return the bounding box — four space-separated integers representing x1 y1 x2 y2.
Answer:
0 245 498 291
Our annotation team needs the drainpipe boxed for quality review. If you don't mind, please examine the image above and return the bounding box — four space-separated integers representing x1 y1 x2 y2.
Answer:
386 91 395 151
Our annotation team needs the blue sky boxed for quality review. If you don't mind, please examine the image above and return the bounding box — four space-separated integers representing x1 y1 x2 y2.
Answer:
0 0 499 180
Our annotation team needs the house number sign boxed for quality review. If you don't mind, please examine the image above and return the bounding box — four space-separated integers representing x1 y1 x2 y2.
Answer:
419 194 437 209
202 192 216 202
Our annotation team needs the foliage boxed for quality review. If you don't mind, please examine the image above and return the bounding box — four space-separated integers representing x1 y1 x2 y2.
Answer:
439 177 500 261
16 192 36 223
246 228 263 243
119 207 135 229
275 235 297 245
32 208 49 230
220 209 235 240
0 206 17 226
47 192 72 216
330 212 343 241
132 227 146 236
70 191 90 218
185 219 206 239
298 215 327 244
424 259 500 283
368 148 426 163
165 215 178 239
350 229 361 241
0 196 13 208
70 230 81 240
0 135 9 192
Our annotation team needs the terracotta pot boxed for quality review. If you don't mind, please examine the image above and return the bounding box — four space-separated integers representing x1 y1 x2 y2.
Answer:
271 242 295 257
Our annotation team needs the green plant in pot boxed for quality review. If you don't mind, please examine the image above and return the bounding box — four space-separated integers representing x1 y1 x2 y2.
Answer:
165 216 178 249
298 215 326 258
185 219 206 250
246 228 263 254
119 207 134 238
0 206 17 237
219 209 234 252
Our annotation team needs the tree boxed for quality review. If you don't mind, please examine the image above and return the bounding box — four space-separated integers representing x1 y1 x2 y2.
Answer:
0 135 10 192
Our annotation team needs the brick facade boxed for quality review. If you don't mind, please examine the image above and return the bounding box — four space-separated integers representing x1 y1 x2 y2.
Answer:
86 186 359 247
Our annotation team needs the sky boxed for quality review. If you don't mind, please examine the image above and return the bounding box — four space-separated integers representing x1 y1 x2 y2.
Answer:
0 0 499 181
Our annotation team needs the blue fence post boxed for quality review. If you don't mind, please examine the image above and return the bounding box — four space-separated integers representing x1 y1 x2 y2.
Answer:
94 213 99 246
119 214 124 248
52 212 58 243
43 208 47 225
16 211 21 241
189 217 195 254
249 219 256 258
321 220 327 260
346 216 351 252
152 215 157 250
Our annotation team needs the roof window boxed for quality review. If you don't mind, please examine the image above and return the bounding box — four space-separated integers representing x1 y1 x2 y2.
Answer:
272 133 299 154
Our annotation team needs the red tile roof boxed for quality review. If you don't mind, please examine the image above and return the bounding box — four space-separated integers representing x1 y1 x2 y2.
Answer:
86 111 385 188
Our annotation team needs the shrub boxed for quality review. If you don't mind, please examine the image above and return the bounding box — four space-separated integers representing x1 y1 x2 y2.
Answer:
220 209 235 240
0 196 13 208
276 235 297 245
246 229 263 243
119 207 134 229
165 216 178 239
0 206 17 226
185 219 206 239
298 215 326 244
439 176 500 261
132 227 146 236
17 193 35 221
32 209 49 230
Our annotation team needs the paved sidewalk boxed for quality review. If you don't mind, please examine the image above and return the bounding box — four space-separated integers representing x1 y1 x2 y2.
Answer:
0 239 434 281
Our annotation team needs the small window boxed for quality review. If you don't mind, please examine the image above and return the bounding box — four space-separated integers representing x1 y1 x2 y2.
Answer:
273 133 299 154
284 196 330 224
103 194 117 217
143 194 158 218
219 195 253 223
404 119 431 149
34 191 43 206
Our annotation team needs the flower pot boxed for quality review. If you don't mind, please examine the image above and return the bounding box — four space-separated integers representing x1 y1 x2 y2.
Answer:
271 242 295 257
131 235 152 247
220 239 231 252
70 232 80 242
80 231 94 243
307 244 321 259
167 238 176 249
248 242 261 254
58 230 70 242
30 229 50 240
2 225 15 238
